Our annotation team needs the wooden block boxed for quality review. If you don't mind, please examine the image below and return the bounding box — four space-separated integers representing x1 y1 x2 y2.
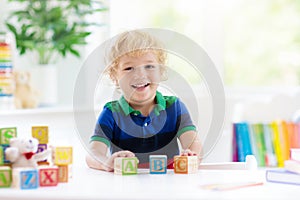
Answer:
2 145 10 164
57 165 72 183
52 146 73 165
0 145 3 165
32 126 48 144
39 166 59 186
0 127 17 145
174 156 198 174
0 166 12 188
12 168 39 189
37 144 48 162
149 155 167 174
114 157 138 175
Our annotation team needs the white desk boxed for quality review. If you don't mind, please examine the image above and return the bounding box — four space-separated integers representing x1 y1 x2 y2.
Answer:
1 165 300 200
1 109 300 199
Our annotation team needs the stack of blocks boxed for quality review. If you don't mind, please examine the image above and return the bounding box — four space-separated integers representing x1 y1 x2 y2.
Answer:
0 127 17 188
114 155 198 175
52 146 73 182
0 126 73 189
32 126 73 184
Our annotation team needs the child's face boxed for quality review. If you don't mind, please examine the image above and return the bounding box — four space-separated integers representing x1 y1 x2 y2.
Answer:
116 52 162 106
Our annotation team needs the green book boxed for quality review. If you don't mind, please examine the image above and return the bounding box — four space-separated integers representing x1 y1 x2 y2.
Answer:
251 123 267 167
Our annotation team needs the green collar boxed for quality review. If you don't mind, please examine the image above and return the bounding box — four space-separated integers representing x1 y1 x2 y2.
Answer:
118 91 166 116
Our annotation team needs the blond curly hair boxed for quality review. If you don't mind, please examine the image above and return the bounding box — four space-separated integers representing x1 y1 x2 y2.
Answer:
105 30 167 84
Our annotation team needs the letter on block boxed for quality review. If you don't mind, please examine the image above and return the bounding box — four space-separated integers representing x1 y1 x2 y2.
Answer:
174 156 198 174
39 166 59 186
13 168 39 189
149 155 167 174
2 145 10 164
53 146 73 165
114 157 138 175
32 126 48 144
0 127 17 145
37 144 48 163
0 166 12 188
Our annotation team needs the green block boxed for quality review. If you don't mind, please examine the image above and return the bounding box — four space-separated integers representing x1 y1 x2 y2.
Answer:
0 166 12 188
122 157 138 175
0 146 3 165
0 127 17 145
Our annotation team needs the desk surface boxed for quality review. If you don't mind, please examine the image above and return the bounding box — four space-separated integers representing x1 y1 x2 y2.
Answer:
1 166 299 200
1 137 299 200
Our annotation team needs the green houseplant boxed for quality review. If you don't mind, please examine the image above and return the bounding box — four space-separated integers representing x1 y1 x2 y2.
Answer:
5 0 108 107
6 0 108 65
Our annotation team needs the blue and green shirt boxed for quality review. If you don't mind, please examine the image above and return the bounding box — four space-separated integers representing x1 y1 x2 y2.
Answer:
91 91 196 164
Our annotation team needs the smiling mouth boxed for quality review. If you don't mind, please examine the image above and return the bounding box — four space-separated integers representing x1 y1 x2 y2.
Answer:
131 83 150 89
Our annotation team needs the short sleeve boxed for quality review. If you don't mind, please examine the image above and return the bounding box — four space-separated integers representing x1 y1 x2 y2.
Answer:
176 99 197 137
90 106 115 147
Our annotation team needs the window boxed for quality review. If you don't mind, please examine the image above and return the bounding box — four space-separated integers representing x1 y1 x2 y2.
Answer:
109 0 300 87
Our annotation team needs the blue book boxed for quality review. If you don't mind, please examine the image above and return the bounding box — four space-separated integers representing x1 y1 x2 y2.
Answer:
266 169 300 185
234 122 253 162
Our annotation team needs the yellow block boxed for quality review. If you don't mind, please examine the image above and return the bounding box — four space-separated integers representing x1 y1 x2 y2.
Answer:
53 147 73 165
32 126 48 144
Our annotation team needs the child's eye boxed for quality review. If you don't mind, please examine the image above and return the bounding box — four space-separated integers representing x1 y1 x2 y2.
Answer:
144 65 155 69
124 67 134 71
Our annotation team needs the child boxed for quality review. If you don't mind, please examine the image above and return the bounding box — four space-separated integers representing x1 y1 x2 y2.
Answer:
86 30 202 172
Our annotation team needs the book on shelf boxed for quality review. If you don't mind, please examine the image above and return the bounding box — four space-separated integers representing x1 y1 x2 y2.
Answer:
284 160 300 174
266 169 300 185
290 148 300 161
288 123 300 148
263 124 277 167
270 121 285 167
233 122 253 162
232 121 300 167
250 123 267 167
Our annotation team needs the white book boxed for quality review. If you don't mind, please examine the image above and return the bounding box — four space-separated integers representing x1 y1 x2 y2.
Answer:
284 160 300 174
266 169 300 185
290 149 300 161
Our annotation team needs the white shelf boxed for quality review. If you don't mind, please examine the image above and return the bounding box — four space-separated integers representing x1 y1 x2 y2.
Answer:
0 105 73 116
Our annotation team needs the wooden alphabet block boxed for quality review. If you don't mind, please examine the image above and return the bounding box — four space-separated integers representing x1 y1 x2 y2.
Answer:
57 165 72 183
149 155 167 174
13 168 39 189
2 145 10 164
174 156 198 174
0 145 3 165
52 146 73 165
0 166 12 188
0 127 17 145
39 166 59 186
32 126 48 144
114 157 138 175
37 144 48 163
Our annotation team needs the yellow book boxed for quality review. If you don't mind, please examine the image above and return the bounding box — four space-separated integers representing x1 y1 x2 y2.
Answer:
271 121 284 167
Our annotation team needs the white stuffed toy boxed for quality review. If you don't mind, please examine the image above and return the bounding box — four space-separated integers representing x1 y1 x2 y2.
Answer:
5 137 51 168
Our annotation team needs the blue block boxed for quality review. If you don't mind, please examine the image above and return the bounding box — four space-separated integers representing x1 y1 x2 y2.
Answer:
1 145 10 164
149 155 167 174
20 169 39 189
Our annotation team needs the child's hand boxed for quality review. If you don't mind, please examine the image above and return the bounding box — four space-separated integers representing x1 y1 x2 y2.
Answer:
180 149 197 156
104 150 136 172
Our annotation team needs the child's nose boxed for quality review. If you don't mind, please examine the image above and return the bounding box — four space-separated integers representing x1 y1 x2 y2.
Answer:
134 66 147 77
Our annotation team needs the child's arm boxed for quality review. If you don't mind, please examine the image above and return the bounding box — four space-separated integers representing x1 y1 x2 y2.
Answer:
179 130 202 159
86 141 136 172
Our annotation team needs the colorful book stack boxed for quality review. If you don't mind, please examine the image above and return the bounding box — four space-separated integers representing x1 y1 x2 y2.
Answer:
0 33 14 96
232 121 300 167
266 148 300 185
0 32 14 108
